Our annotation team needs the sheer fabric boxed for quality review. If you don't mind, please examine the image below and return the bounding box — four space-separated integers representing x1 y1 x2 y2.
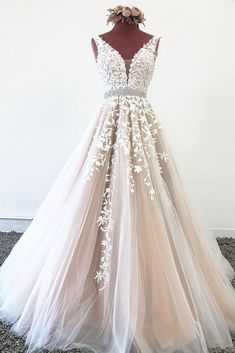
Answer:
0 34 235 353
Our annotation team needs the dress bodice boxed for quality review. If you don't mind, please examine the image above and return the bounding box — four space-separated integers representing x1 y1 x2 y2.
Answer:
93 35 160 98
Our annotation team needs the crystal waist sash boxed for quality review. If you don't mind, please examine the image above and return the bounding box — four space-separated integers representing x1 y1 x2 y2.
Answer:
104 86 147 99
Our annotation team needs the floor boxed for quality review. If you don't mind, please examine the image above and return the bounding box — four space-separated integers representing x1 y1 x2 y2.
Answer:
0 231 235 353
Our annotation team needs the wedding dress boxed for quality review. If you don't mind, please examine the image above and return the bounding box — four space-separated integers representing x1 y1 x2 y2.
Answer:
1 34 235 353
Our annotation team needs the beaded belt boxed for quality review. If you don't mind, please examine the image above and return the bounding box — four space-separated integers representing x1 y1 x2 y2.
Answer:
104 86 147 99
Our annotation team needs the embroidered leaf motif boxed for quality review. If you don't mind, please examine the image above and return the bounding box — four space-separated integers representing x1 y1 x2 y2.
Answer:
81 35 169 291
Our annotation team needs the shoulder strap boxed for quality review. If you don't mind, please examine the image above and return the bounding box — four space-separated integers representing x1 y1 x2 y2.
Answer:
155 36 162 57
92 36 99 47
91 36 101 61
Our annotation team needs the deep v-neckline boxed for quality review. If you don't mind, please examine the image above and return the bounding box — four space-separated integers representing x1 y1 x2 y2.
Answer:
96 35 157 85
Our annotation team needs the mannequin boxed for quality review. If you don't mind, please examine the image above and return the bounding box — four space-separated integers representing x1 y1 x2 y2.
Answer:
91 21 160 62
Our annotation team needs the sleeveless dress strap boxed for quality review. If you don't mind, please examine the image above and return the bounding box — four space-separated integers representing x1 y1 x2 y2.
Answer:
155 36 162 57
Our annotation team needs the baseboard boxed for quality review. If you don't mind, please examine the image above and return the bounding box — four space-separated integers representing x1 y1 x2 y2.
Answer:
0 217 32 233
0 217 235 238
210 228 235 239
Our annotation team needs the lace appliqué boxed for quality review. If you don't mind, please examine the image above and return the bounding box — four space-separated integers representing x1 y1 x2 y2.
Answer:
83 104 119 290
82 97 169 290
94 35 159 93
94 145 118 291
82 34 167 290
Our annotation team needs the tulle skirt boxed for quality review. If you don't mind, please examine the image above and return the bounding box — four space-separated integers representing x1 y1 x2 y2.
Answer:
0 95 235 353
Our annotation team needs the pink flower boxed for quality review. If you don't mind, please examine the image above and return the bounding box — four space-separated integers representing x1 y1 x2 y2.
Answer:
114 5 123 14
113 15 122 23
131 7 140 17
106 5 146 26
122 6 132 17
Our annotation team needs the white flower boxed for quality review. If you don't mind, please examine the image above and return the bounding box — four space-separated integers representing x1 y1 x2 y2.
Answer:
140 115 146 123
158 151 169 162
149 188 155 200
134 165 142 173
94 271 103 283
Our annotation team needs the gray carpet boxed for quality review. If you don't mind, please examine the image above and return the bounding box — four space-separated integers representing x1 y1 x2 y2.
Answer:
0 231 235 353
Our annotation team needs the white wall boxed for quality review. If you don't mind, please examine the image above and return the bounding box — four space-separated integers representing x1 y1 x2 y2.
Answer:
0 0 234 232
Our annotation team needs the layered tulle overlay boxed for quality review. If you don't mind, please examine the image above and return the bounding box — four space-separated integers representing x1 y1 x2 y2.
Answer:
1 34 235 353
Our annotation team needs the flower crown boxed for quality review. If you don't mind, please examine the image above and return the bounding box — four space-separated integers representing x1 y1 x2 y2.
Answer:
107 6 146 26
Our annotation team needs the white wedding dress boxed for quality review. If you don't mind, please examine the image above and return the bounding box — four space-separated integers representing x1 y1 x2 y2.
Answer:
1 34 235 353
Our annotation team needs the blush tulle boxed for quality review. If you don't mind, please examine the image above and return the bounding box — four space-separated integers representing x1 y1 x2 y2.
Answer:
0 34 235 353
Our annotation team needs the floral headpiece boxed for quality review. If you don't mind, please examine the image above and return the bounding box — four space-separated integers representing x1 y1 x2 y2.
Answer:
107 5 146 26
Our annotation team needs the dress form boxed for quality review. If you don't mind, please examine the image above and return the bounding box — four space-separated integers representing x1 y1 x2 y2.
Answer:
91 21 160 64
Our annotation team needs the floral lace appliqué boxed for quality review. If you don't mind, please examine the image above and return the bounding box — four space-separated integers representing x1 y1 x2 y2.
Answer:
81 34 168 291
82 97 169 290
